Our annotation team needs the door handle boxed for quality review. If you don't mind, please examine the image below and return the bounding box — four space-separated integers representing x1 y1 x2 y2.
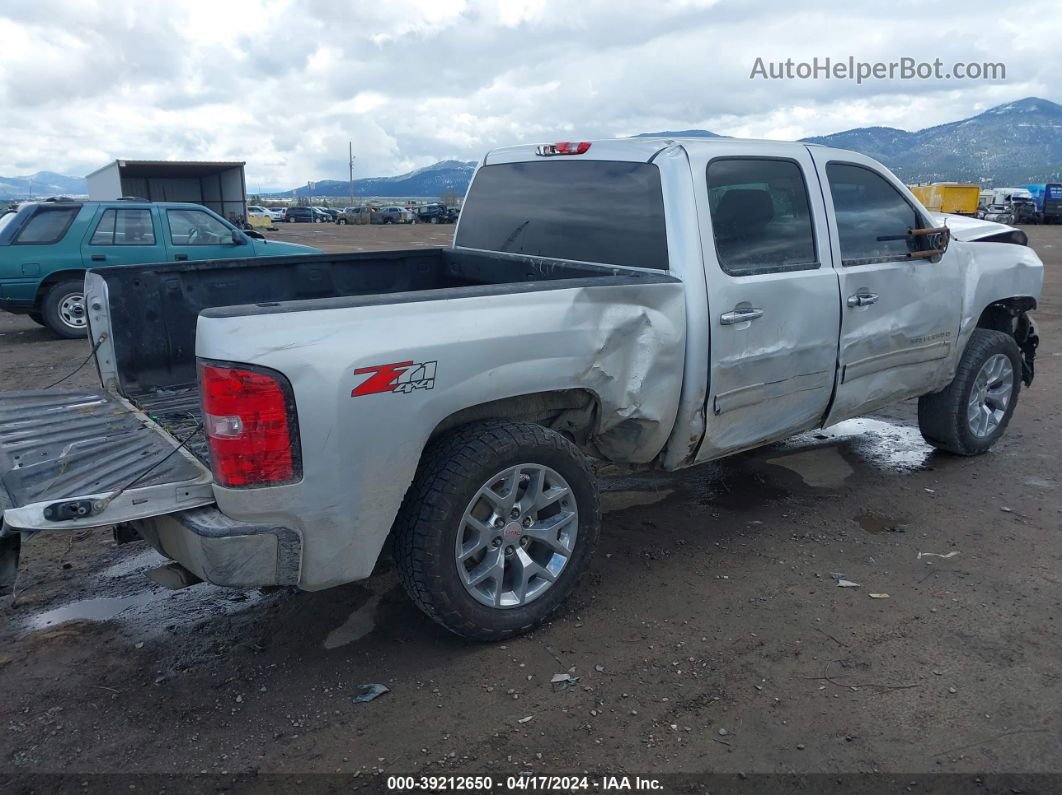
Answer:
174 254 189 261
720 307 764 325
847 292 879 308
90 254 107 262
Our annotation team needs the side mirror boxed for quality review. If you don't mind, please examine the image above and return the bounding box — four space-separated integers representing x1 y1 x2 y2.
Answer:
231 229 247 245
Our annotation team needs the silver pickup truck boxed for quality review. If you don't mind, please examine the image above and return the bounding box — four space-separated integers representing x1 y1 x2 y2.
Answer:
0 138 1042 640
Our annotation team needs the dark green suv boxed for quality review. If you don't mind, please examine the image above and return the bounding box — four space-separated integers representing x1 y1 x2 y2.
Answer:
0 199 320 338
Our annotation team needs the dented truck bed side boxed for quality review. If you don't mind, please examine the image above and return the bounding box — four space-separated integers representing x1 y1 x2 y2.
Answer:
194 275 686 589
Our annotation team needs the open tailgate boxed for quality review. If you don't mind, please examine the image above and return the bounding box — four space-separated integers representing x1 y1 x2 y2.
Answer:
0 389 214 532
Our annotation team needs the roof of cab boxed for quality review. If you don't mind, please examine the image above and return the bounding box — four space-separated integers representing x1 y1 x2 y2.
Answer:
483 137 825 166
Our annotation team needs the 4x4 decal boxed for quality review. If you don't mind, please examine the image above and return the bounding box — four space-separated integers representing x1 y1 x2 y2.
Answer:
352 360 437 396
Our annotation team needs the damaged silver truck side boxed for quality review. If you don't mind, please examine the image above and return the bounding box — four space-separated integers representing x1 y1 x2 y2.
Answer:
0 138 1042 640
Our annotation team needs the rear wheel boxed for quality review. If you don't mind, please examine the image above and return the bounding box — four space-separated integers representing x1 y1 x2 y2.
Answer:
394 420 600 641
41 280 89 339
918 329 1021 455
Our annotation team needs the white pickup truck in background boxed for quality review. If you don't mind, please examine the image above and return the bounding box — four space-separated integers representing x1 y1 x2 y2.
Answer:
0 137 1042 640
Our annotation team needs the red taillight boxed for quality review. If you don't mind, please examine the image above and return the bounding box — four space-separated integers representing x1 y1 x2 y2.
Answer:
198 362 300 488
535 141 592 156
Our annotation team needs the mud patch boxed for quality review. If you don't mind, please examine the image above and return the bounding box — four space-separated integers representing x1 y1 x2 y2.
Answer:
324 589 381 649
854 511 908 534
766 448 854 488
601 489 675 513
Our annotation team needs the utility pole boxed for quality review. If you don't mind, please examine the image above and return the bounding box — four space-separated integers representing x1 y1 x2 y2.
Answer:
348 141 356 208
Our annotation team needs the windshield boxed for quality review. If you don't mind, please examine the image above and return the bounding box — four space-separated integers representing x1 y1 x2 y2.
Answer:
455 160 668 269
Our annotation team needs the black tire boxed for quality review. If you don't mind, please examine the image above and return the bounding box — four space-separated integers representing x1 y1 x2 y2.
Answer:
27 312 46 327
917 328 1021 455
393 420 600 641
41 280 88 339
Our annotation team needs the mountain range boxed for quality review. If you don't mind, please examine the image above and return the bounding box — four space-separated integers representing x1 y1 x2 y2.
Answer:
3 97 1060 200
639 97 1062 185
261 159 477 199
0 171 88 199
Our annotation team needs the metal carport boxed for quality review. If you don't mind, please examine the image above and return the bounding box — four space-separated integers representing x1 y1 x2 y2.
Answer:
85 160 247 223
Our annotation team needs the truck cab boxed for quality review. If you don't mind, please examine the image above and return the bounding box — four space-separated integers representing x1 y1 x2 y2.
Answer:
0 138 1043 641
0 199 319 337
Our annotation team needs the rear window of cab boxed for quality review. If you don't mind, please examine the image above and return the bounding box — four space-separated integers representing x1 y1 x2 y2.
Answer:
455 160 669 270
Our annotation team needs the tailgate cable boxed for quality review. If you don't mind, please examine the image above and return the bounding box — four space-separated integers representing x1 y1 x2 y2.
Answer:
43 333 107 390
42 421 204 522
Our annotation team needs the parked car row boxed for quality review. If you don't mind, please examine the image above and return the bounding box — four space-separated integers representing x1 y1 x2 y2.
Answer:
256 204 460 225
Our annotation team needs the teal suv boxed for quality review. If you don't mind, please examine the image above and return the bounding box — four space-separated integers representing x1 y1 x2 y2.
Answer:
0 199 320 338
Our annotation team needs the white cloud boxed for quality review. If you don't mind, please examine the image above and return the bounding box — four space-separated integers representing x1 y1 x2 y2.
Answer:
0 0 1058 189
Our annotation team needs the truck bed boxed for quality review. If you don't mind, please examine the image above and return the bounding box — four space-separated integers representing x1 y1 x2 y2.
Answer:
88 246 669 464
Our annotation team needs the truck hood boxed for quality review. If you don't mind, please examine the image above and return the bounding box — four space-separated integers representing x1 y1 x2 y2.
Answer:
930 212 1021 243
250 239 321 256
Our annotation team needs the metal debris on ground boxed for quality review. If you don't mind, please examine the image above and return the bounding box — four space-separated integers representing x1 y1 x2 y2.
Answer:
868 593 890 599
836 580 861 588
551 673 580 691
518 715 534 724
352 683 390 703
917 551 960 560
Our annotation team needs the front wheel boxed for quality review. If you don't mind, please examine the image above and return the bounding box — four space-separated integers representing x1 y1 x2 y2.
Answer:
42 280 89 339
393 420 600 641
917 329 1021 455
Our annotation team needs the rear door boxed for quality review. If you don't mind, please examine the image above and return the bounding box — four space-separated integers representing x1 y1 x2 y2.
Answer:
694 148 841 461
80 206 164 268
0 389 212 532
809 152 963 424
162 207 245 262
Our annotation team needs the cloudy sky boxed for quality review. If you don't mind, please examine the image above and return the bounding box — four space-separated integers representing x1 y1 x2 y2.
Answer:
1 0 1059 190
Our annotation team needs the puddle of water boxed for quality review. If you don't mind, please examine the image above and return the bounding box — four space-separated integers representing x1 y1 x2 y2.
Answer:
24 582 274 640
766 447 854 488
324 593 381 649
601 489 674 513
854 511 908 534
30 594 157 629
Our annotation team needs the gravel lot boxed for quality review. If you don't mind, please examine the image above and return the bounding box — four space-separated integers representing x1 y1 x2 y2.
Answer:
0 223 1059 781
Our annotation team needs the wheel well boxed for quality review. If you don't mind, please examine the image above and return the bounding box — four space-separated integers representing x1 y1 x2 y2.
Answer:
34 270 86 307
976 297 1038 385
428 389 601 449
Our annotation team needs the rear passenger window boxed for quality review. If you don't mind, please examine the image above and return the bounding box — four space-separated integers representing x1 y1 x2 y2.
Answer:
90 209 156 245
14 206 79 244
825 163 923 266
706 159 818 276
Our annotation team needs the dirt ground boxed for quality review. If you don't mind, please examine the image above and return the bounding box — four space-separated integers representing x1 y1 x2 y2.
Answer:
0 223 1059 784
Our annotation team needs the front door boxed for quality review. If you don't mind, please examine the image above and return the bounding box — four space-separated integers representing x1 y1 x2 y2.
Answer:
809 152 964 425
81 206 163 268
163 207 246 262
695 148 841 461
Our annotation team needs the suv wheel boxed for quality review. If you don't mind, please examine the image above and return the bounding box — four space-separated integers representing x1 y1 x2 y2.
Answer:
394 420 600 641
42 280 89 339
917 329 1021 455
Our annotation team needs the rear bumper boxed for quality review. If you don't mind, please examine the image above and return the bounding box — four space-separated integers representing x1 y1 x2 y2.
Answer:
133 507 302 588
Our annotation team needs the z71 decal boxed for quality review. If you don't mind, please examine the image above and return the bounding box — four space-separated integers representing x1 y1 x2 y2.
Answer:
352 360 437 397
